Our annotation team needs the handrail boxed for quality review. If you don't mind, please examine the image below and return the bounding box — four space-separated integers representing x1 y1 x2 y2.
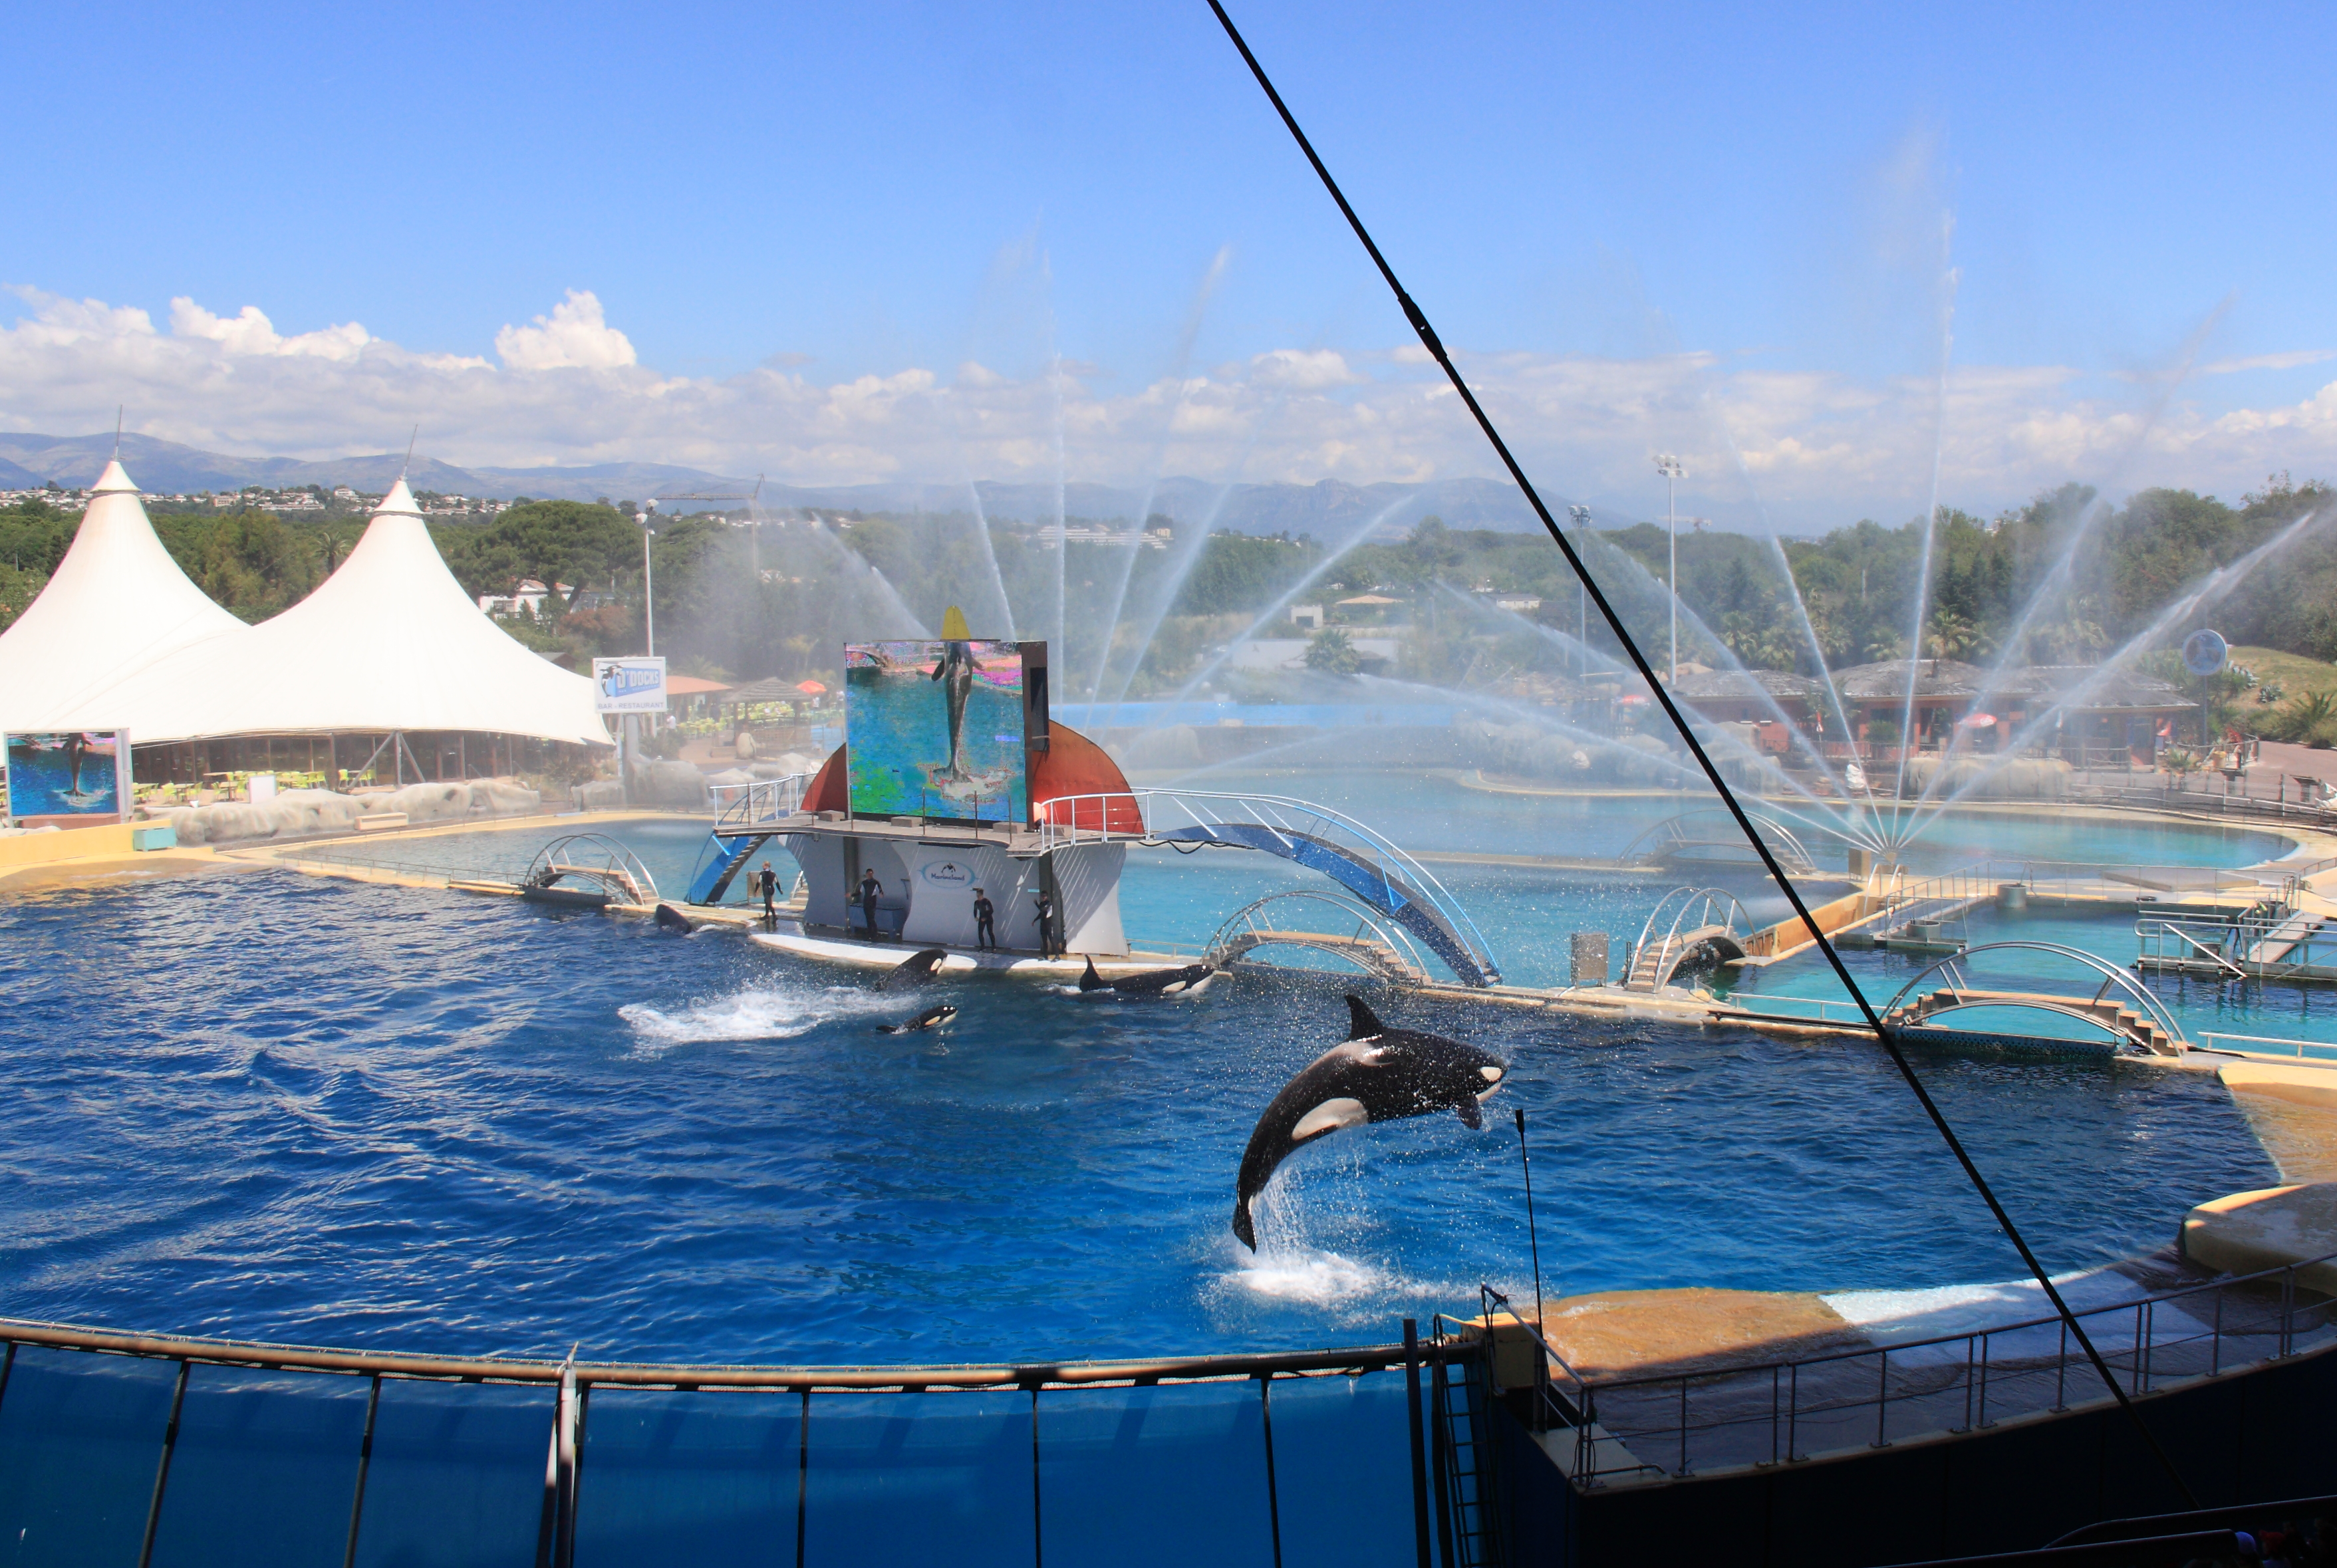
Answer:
712 772 816 833
1878 941 2190 1055
1627 886 1751 989
2198 1031 2337 1059
1579 1245 2337 1400
0 1315 1452 1390
1036 787 1499 983
1617 809 1820 877
1202 890 1432 980
2135 921 2247 980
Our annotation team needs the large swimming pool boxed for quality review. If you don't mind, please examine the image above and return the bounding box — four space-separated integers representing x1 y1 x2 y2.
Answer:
0 827 2284 1365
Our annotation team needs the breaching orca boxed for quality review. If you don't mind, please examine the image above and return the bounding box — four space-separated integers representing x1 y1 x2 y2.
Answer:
878 948 950 990
652 903 698 934
877 1003 957 1035
1077 956 1218 997
1230 995 1507 1250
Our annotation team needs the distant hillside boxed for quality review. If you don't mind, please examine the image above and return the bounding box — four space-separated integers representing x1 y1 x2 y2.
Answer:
0 430 1577 533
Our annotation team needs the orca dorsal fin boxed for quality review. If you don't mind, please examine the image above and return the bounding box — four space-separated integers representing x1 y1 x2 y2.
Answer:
1345 995 1385 1040
1079 956 1105 991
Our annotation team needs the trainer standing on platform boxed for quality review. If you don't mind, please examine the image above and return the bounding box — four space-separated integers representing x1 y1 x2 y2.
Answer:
972 886 996 950
859 866 884 941
756 860 779 926
1031 888 1059 958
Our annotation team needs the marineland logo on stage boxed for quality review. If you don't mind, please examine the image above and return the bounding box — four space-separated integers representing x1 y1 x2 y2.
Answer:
918 860 974 889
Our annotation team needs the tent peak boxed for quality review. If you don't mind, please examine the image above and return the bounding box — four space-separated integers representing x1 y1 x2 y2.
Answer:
374 478 424 518
91 458 138 494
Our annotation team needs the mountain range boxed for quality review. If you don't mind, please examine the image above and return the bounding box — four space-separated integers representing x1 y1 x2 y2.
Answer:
0 430 1582 535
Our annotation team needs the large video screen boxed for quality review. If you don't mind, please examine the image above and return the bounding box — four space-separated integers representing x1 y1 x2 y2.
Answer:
845 640 1028 822
6 730 130 825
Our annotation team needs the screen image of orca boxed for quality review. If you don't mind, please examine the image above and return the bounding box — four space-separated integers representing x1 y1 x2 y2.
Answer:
877 1004 957 1035
1076 956 1219 997
1232 995 1508 1250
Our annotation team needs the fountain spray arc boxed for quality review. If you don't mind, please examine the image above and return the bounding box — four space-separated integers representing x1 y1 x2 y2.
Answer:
1203 0 2195 1500
1083 247 1236 710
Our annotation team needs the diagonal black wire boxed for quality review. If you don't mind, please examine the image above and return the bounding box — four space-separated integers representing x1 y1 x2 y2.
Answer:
1202 0 2195 1505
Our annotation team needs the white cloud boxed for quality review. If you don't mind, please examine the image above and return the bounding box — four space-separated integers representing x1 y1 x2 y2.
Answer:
1246 347 1361 390
170 299 370 362
10 281 2337 525
493 290 636 371
2201 349 2336 376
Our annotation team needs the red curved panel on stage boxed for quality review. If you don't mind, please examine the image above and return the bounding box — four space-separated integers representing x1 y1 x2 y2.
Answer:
802 745 849 814
1031 723 1143 834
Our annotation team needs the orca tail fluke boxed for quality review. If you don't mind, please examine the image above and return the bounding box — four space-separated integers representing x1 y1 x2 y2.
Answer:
1345 995 1385 1040
1232 1200 1258 1251
1079 957 1105 992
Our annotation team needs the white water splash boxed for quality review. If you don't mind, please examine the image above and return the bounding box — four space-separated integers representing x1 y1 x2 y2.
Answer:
1223 1170 1393 1305
619 983 888 1051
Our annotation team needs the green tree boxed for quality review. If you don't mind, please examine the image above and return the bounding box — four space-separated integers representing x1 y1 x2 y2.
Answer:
1304 626 1361 674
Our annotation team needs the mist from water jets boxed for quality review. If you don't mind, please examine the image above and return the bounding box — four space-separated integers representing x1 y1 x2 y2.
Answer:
1094 400 1292 719
1904 505 2327 835
1895 295 2239 826
1149 494 1423 721
1893 213 1961 804
1085 247 1234 708
1433 587 1890 853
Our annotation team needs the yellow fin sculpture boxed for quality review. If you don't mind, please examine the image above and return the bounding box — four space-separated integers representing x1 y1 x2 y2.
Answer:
940 605 973 640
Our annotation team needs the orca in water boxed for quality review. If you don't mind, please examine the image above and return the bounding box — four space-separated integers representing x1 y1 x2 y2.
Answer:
1230 995 1508 1250
878 948 950 990
877 1003 957 1035
652 903 699 934
1077 956 1218 997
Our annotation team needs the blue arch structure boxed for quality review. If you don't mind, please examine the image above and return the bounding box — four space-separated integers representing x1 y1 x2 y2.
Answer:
1153 823 1496 987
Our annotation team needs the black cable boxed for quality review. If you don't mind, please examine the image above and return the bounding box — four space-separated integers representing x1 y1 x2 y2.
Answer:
1201 0 2196 1505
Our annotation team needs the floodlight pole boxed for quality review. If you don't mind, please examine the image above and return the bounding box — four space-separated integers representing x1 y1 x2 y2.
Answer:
1566 504 1591 678
1655 456 1684 684
637 502 656 657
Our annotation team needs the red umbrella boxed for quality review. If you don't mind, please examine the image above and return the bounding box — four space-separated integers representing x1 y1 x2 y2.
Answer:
795 680 827 695
1957 712 1998 727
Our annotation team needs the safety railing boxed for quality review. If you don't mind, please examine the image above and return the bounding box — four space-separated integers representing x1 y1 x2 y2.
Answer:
2197 1031 2337 1061
710 772 816 834
1543 1249 2337 1488
1721 993 1879 1029
1625 887 1750 991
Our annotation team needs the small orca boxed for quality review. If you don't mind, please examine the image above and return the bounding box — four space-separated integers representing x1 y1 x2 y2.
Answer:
877 1003 957 1035
1231 995 1508 1250
652 904 698 934
1077 956 1219 997
878 948 950 991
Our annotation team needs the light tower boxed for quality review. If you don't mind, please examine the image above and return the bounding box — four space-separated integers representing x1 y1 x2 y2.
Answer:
1566 504 1592 677
1654 455 1685 683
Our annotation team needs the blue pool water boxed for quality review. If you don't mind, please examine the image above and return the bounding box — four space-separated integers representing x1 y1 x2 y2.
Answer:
0 850 2282 1365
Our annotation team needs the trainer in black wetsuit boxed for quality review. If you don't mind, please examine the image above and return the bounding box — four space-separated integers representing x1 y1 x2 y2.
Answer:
1031 890 1059 958
757 860 778 925
972 887 996 950
859 868 884 940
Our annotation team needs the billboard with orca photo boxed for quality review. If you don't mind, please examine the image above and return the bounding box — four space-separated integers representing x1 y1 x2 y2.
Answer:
844 639 1030 823
5 731 132 826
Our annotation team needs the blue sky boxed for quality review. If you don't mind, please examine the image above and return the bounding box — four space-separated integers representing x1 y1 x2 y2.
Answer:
4 0 2334 524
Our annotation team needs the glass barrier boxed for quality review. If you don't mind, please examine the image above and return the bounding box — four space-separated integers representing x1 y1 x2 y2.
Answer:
1036 1380 1276 1568
573 1386 801 1566
0 1344 180 1567
148 1365 372 1568
803 1389 1033 1566
350 1377 553 1568
1264 1372 1419 1568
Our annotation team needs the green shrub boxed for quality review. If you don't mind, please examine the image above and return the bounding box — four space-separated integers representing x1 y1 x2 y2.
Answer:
1865 718 1901 744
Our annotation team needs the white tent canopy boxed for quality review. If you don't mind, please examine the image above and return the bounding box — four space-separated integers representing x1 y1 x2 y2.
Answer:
0 459 252 734
74 479 612 748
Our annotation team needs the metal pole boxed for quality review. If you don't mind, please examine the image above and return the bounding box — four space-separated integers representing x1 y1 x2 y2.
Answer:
1399 1335 1431 1537
1512 1109 1545 1357
1669 467 1677 683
